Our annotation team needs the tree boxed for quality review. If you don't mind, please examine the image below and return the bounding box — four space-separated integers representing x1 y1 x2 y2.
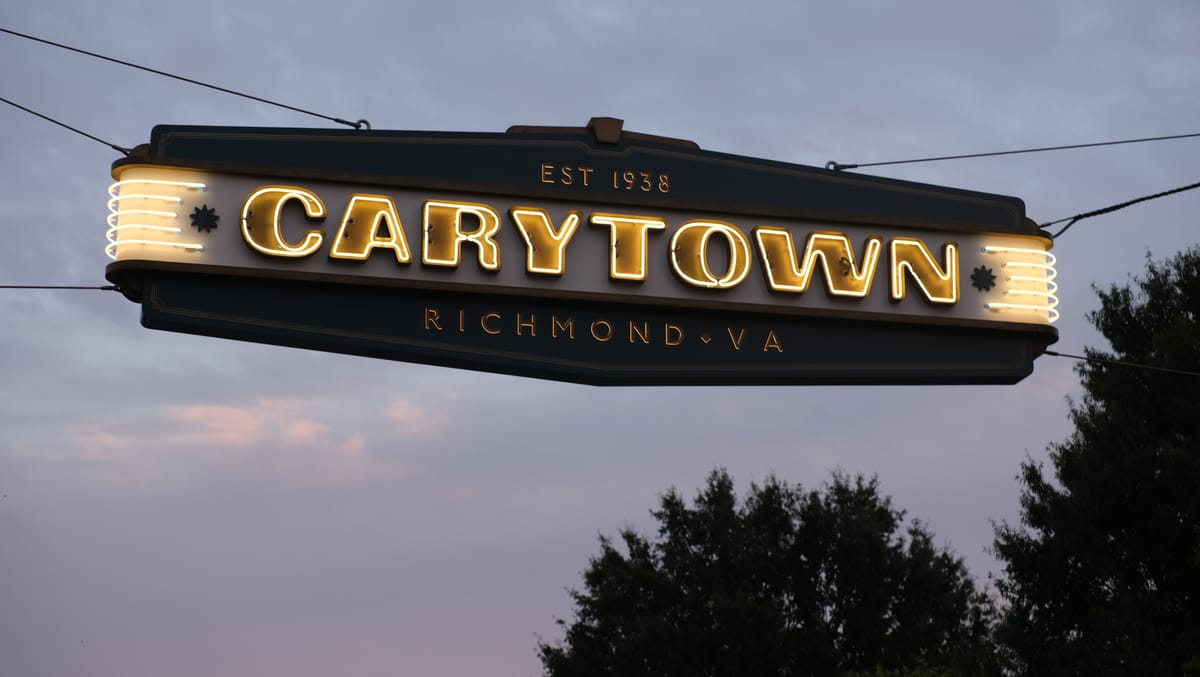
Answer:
539 470 998 677
993 247 1200 675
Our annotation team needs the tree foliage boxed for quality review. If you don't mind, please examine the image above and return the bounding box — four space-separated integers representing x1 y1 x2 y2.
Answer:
539 470 997 677
993 247 1200 675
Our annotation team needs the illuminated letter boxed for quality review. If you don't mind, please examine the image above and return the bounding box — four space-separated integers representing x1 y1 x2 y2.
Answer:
890 239 958 304
241 185 326 257
670 220 753 289
510 207 582 275
330 194 411 263
589 213 667 281
423 200 502 270
754 228 882 297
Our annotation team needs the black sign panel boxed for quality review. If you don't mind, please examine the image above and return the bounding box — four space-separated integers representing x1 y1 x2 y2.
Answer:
139 273 1046 385
108 118 1058 385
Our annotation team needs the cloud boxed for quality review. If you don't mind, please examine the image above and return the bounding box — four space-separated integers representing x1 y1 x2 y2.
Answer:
387 399 443 437
337 432 366 457
310 432 407 483
73 422 140 465
169 403 265 448
64 398 396 487
286 418 331 445
166 398 332 450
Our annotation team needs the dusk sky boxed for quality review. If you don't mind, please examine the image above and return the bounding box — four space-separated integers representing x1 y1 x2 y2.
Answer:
2 2 1198 675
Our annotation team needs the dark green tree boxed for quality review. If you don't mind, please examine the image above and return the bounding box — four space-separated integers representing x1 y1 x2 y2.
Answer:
993 247 1200 675
539 470 998 677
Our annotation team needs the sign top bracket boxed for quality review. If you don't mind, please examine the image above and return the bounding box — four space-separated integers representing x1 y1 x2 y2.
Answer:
506 117 701 150
587 117 623 144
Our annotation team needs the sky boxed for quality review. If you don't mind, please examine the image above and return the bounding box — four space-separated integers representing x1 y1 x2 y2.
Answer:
1 1 1197 675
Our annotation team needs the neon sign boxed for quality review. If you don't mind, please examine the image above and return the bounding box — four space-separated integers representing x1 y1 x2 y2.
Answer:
105 119 1058 384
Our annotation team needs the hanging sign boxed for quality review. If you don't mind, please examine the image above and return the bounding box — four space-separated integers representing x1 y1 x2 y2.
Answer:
105 118 1057 384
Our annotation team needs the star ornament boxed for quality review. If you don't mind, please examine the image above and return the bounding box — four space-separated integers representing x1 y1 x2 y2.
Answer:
190 204 219 233
970 265 997 292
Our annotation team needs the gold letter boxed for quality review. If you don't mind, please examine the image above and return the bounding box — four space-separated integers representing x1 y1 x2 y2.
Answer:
330 194 411 263
424 307 442 331
541 163 554 184
664 323 683 346
552 316 575 339
481 312 501 335
516 313 536 337
590 320 613 342
670 220 753 289
629 321 650 344
727 327 746 350
589 213 667 281
510 207 582 276
423 200 502 270
241 185 326 257
763 330 783 352
890 239 958 304
754 229 882 297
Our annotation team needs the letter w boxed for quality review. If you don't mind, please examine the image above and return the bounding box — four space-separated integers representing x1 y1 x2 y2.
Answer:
754 228 882 297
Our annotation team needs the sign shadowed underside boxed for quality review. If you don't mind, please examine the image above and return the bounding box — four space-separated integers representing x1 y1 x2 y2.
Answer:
106 118 1058 385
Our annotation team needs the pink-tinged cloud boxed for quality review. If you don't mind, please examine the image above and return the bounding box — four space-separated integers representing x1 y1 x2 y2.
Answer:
69 423 167 490
170 403 264 448
166 398 334 449
285 419 331 445
72 422 139 464
68 399 404 487
311 432 408 483
337 432 366 457
388 400 443 437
